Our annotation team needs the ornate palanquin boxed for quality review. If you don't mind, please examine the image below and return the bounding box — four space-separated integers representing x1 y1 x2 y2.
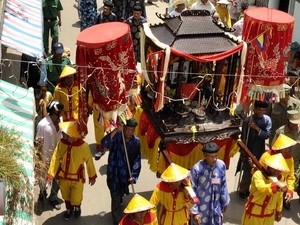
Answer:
137 10 245 173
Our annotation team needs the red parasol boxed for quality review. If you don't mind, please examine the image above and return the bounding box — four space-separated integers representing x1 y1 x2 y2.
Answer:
240 7 294 104
76 22 137 134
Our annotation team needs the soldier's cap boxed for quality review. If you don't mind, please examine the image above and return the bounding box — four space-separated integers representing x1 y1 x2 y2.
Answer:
53 42 64 54
125 118 138 127
124 194 155 214
103 0 114 8
202 142 220 153
287 109 300 124
133 5 142 12
264 153 290 172
60 121 81 139
271 134 297 151
254 100 268 108
161 163 189 182
59 65 77 79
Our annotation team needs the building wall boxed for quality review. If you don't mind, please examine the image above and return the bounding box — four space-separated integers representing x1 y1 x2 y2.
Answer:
293 1 300 43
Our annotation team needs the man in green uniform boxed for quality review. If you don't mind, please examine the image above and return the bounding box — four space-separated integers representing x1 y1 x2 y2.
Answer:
43 0 63 55
46 42 71 94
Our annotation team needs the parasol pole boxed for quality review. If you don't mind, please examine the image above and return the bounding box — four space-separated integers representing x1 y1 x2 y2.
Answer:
236 108 253 192
121 129 136 194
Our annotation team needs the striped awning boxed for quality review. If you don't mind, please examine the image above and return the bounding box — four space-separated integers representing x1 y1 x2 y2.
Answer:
0 80 35 224
0 0 43 58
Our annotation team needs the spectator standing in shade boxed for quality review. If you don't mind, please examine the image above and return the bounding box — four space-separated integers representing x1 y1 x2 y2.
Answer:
53 65 79 122
42 0 63 56
79 0 97 30
46 42 71 94
190 142 230 225
94 0 117 24
47 121 97 221
19 54 40 90
36 100 64 210
237 100 272 199
232 2 248 37
100 118 141 225
191 0 216 15
127 6 147 63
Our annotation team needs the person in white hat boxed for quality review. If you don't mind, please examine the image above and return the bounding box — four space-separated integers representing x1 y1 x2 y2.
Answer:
119 194 157 225
241 153 290 225
53 65 79 121
47 121 97 221
260 134 297 210
169 0 186 16
150 163 195 225
190 142 230 225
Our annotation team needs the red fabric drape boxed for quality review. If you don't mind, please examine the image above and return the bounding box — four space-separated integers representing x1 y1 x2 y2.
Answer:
76 22 137 133
240 7 294 103
170 43 244 62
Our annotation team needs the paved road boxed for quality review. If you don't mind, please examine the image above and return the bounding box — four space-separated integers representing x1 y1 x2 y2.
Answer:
31 1 300 224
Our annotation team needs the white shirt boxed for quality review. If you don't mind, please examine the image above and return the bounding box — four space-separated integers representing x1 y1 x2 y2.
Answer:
191 0 216 15
232 17 244 37
169 9 186 17
36 116 62 162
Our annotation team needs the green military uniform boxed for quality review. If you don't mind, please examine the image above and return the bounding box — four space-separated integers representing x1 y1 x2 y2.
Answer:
46 56 71 94
43 0 63 55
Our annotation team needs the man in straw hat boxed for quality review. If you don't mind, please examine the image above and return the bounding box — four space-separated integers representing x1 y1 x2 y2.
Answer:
273 109 300 203
241 153 290 225
190 142 230 225
100 118 141 225
150 163 196 225
47 121 97 220
53 65 79 121
238 100 272 199
169 0 186 16
259 134 297 210
119 193 158 225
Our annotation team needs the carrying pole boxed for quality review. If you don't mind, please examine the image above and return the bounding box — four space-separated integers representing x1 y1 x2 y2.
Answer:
121 130 136 194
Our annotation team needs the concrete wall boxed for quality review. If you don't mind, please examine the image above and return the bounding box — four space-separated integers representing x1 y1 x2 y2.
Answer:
292 1 300 43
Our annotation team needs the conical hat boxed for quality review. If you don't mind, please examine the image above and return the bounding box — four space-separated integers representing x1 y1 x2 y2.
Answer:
264 153 290 172
59 65 76 79
60 121 81 139
161 163 189 182
271 134 297 150
124 194 155 213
